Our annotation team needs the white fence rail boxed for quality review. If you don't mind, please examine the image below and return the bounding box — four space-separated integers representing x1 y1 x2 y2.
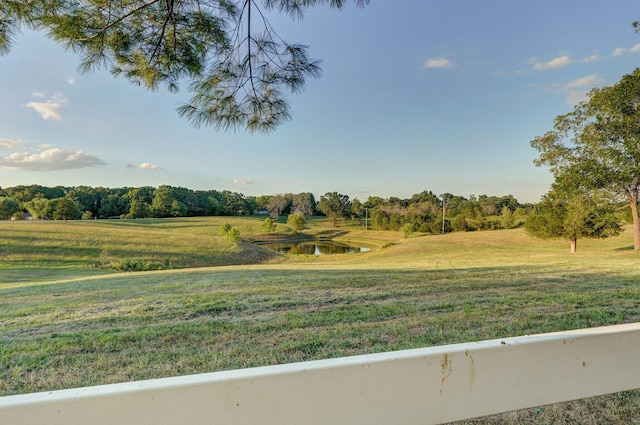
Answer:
1 322 639 425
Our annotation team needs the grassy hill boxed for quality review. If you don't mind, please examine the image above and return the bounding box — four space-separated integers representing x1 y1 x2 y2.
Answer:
0 217 638 423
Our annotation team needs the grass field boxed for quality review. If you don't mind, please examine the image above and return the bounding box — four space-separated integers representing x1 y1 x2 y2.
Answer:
0 217 639 424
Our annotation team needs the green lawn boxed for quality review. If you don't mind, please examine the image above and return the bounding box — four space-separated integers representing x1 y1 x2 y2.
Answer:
0 217 638 424
0 217 279 280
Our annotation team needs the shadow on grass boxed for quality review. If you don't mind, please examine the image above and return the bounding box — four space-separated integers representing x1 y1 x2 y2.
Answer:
614 245 636 251
314 229 350 238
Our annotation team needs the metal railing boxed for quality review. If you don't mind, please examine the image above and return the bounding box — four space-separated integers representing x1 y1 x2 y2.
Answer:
1 322 639 425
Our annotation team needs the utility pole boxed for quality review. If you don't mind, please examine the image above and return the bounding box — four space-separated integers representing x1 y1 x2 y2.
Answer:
441 194 447 234
365 207 369 230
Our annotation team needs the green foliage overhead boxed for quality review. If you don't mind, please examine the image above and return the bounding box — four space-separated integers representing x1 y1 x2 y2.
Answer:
0 0 368 133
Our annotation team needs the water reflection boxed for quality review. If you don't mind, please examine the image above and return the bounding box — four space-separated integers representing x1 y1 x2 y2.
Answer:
260 241 370 255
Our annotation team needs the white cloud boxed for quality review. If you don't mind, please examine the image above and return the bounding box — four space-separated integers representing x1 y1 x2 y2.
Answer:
611 43 640 56
233 178 254 185
67 78 76 85
0 148 105 171
558 74 604 105
423 57 455 69
531 55 573 70
139 162 158 170
582 55 599 63
24 92 69 121
564 91 590 106
612 47 626 56
127 162 159 170
564 74 601 89
530 54 599 71
0 138 27 149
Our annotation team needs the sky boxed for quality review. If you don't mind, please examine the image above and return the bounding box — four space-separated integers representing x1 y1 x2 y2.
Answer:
2 1 640 203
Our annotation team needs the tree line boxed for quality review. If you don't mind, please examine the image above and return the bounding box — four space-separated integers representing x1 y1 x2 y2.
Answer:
0 184 531 233
0 185 253 220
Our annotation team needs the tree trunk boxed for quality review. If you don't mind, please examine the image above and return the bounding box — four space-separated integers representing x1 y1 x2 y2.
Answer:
570 238 577 253
630 199 640 251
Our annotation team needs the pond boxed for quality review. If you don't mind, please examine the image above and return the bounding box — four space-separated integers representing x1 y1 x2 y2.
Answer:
259 240 371 255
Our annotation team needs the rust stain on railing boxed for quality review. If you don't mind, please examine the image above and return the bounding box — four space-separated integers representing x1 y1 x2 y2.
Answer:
439 353 453 395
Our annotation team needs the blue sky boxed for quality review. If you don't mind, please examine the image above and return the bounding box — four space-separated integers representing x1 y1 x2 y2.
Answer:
1 1 640 203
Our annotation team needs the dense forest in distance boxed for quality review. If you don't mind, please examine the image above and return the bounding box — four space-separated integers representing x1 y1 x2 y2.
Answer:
0 184 532 233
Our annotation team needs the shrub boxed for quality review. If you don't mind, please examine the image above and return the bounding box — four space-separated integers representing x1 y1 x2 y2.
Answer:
219 223 232 236
261 217 276 234
287 213 306 233
224 228 243 243
401 223 415 238
219 223 242 244
109 260 165 271
452 214 469 232
11 211 27 221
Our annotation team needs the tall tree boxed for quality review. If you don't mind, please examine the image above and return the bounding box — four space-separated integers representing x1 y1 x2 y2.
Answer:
195 190 221 215
127 199 151 218
317 192 350 227
23 197 49 219
54 198 83 220
67 186 101 217
500 205 516 229
98 189 131 218
292 192 315 217
151 185 178 217
0 197 19 219
220 190 249 215
125 187 154 218
266 194 286 220
531 68 640 250
1 0 367 133
350 197 363 219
